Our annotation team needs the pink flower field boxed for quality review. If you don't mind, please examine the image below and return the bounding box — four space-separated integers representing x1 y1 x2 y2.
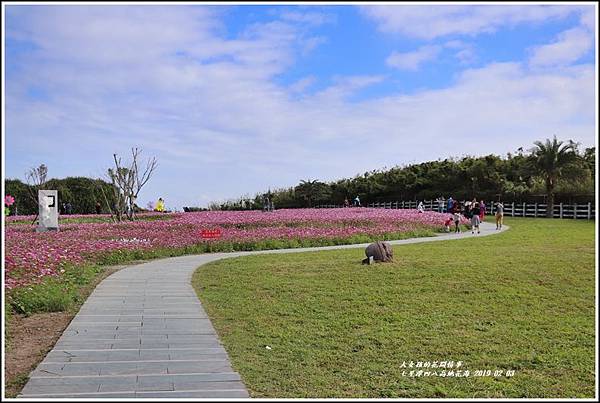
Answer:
4 208 463 289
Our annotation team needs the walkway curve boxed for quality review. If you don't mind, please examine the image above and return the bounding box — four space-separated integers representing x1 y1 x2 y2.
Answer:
19 222 507 398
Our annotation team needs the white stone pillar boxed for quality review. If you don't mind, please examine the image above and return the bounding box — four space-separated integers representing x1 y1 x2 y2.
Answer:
37 190 59 232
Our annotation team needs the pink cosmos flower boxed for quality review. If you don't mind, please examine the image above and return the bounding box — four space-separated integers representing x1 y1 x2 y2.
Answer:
5 208 461 289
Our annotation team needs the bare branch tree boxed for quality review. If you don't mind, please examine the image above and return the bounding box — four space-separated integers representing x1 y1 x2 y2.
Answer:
25 164 49 224
130 148 158 220
26 164 48 188
103 148 158 221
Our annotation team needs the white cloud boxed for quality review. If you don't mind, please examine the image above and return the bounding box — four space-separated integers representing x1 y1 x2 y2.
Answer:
4 5 596 208
289 76 316 93
313 75 386 101
529 27 593 67
580 7 596 31
301 35 327 55
445 40 477 65
360 5 586 39
279 10 336 26
386 41 476 71
386 45 442 71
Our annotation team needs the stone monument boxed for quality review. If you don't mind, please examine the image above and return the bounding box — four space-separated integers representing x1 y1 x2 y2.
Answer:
37 190 59 232
362 241 394 264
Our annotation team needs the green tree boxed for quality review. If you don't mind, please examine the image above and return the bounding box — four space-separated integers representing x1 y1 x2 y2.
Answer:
294 179 331 207
4 179 37 215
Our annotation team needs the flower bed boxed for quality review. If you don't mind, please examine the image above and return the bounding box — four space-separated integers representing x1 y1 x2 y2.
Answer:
4 208 465 289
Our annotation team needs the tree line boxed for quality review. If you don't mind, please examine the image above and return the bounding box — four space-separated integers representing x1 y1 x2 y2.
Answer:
5 176 116 216
210 137 595 217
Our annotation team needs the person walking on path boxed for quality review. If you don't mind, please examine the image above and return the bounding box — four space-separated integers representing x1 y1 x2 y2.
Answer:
471 201 481 234
344 198 350 208
495 201 504 230
453 210 461 233
451 200 462 233
417 201 425 213
479 200 486 222
447 197 454 213
354 195 361 207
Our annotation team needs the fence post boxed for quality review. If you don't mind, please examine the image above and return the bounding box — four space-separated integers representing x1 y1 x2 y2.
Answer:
574 203 577 219
534 203 538 217
511 202 515 217
394 201 398 209
522 202 525 217
588 202 592 220
559 203 563 219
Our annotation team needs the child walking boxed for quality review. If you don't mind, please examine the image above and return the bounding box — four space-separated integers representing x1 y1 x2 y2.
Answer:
444 215 453 232
453 211 461 233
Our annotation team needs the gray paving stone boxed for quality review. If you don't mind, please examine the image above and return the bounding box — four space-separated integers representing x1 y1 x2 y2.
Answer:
21 383 101 395
167 341 223 348
166 360 234 374
136 378 174 392
168 351 229 361
32 363 102 377
99 362 168 376
139 350 171 360
19 392 137 398
139 372 241 383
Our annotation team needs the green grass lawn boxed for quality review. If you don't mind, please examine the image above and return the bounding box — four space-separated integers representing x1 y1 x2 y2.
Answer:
192 217 596 398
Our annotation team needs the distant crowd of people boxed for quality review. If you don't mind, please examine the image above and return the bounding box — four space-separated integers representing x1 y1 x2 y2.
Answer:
263 195 275 212
336 195 505 234
439 197 504 234
61 202 74 215
343 196 362 207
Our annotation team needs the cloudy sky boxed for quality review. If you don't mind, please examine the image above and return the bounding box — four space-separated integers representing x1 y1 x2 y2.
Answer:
3 3 597 209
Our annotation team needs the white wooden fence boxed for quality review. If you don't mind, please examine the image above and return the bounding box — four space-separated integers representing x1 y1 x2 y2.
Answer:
317 200 595 219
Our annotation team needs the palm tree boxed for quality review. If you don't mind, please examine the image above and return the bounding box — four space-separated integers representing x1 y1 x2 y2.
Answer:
530 136 578 218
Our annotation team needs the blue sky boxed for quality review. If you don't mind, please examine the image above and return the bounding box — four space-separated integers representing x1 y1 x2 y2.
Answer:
3 3 597 209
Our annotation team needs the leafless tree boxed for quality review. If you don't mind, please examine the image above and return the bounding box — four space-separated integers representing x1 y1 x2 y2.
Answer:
24 164 48 224
26 164 48 188
101 148 158 222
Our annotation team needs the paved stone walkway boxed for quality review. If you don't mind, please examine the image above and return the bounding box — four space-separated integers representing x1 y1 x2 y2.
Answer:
19 222 506 398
